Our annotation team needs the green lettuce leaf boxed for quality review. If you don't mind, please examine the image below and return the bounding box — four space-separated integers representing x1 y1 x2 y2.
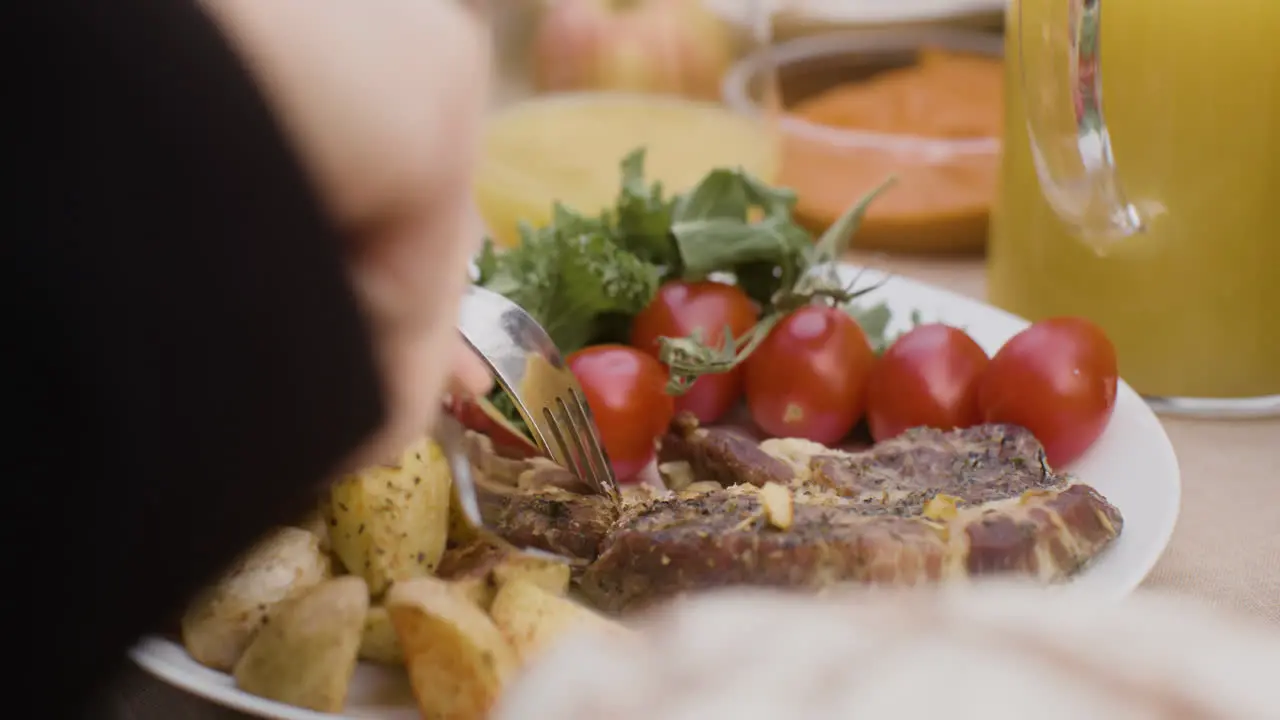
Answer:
669 166 810 306
613 149 678 267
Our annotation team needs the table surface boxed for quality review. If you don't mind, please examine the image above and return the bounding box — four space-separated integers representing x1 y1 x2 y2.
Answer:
109 253 1280 720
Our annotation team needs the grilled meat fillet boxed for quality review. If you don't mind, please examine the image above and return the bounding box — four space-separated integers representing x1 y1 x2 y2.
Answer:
465 414 1123 614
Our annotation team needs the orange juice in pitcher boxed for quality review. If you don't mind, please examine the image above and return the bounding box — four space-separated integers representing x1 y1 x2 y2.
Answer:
989 0 1280 414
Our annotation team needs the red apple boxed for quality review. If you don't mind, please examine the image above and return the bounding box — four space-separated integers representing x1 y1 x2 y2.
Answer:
531 0 736 101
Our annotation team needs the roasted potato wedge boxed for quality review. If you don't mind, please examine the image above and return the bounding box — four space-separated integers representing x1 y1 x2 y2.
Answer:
329 436 451 596
293 509 331 556
492 554 571 596
181 527 331 671
489 578 629 665
387 576 518 720
358 604 403 665
233 576 368 713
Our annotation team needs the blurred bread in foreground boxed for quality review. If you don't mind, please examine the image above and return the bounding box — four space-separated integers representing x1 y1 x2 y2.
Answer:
492 583 1280 720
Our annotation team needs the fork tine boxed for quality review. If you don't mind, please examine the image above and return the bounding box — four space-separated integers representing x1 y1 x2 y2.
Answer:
539 403 585 479
539 390 618 503
545 394 599 497
564 389 619 501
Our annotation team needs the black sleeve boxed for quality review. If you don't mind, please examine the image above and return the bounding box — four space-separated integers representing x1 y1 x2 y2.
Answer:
4 2 386 713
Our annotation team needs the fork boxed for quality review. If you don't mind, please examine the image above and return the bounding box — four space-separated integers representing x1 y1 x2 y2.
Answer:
454 285 622 506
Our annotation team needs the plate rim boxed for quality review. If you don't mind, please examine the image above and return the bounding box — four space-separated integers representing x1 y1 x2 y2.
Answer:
130 262 1182 718
849 267 1181 601
128 638 350 720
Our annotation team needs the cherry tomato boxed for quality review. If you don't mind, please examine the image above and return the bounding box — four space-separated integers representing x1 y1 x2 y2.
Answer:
866 324 990 442
743 305 876 444
567 344 675 482
629 280 758 424
978 317 1119 468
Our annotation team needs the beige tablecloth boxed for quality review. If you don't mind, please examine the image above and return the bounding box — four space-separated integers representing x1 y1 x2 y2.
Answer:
110 254 1280 720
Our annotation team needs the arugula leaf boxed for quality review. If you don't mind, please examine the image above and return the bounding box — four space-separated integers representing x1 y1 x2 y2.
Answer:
672 214 809 305
848 301 894 352
847 302 927 354
812 176 897 264
733 261 787 309
739 172 800 219
673 167 799 222
672 169 752 222
673 166 798 223
672 216 790 274
669 166 810 304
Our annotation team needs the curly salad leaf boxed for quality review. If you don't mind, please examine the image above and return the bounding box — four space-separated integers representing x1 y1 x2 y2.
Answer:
475 208 661 352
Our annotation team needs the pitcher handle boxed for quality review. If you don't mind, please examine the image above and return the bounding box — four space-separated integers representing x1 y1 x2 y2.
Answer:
1016 0 1144 251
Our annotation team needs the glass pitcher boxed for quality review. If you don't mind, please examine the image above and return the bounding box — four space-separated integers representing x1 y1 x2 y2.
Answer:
988 0 1280 416
479 0 779 248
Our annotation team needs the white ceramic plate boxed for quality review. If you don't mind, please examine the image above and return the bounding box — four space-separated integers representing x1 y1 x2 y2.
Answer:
704 0 1007 30
130 265 1181 720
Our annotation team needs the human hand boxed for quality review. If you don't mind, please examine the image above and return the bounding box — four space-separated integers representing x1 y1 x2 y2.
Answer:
201 0 494 468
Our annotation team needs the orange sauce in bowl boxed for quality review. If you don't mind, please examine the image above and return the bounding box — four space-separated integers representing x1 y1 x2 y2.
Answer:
778 49 1003 254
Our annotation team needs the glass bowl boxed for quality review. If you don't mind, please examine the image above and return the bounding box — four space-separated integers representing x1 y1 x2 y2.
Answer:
723 27 1003 254
704 0 1006 41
